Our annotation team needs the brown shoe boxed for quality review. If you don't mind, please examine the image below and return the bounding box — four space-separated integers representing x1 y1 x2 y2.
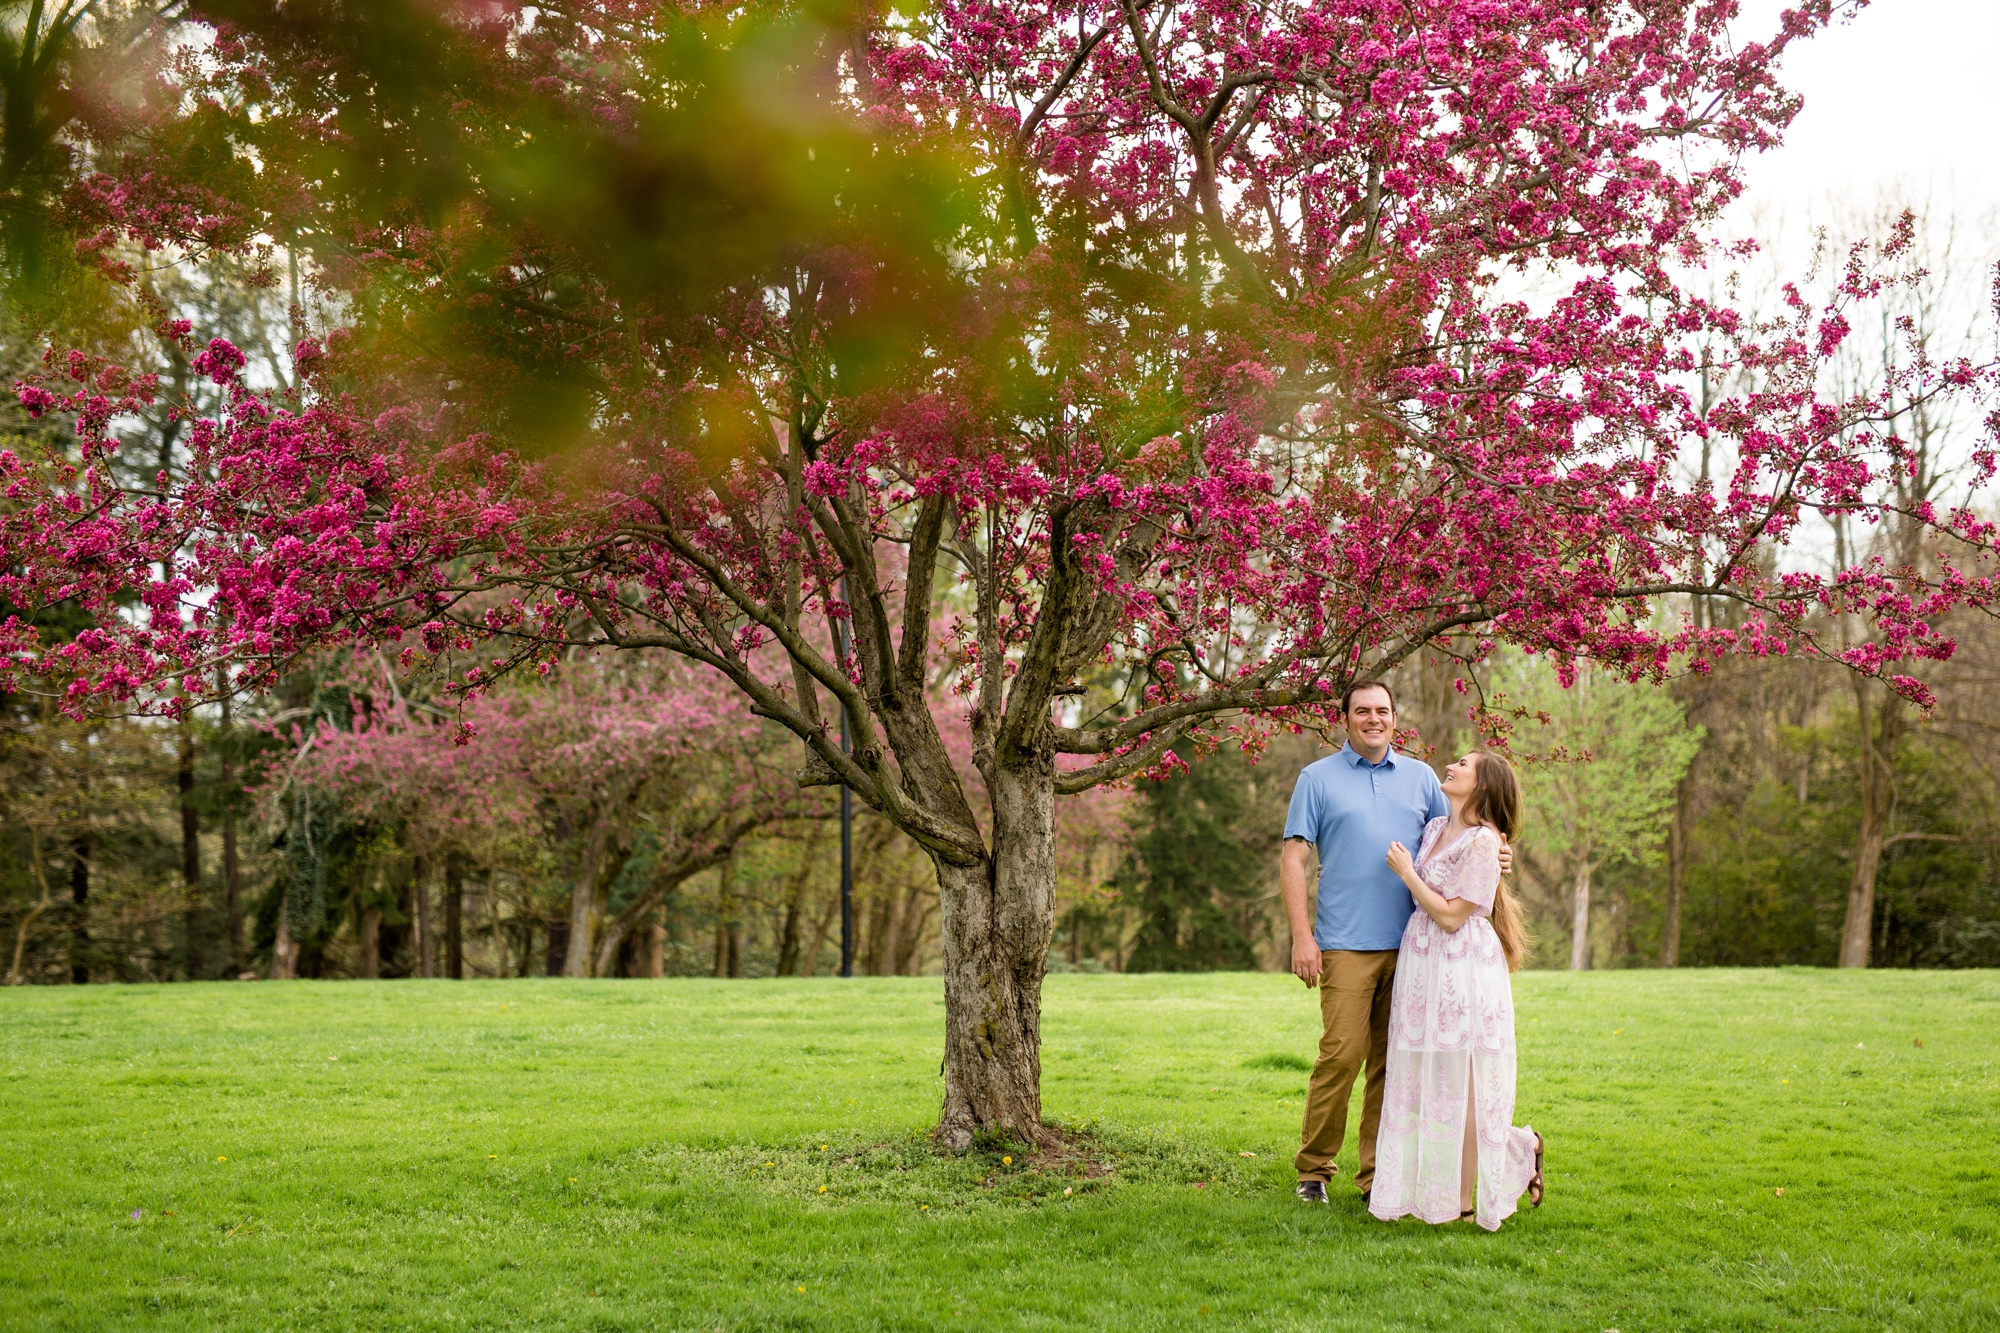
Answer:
1296 1180 1330 1204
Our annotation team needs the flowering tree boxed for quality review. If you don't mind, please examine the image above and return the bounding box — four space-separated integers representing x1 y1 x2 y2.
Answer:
4 1 1998 1144
287 655 809 977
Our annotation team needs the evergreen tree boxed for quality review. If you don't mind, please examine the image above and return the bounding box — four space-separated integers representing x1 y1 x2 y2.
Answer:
1120 746 1263 972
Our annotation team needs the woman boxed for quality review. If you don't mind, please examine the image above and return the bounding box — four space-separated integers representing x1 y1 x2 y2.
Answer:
1368 751 1544 1231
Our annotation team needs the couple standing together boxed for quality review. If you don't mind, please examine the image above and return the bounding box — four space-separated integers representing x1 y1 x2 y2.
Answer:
1279 680 1546 1230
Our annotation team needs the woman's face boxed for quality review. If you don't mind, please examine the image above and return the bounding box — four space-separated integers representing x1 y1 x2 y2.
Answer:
1442 753 1481 801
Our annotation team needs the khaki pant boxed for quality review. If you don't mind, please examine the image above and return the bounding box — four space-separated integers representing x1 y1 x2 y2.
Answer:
1294 949 1397 1192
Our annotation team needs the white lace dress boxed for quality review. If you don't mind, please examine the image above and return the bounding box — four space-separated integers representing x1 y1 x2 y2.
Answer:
1368 818 1539 1231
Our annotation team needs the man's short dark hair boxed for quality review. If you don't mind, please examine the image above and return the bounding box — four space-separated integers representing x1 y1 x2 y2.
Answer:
1340 678 1396 716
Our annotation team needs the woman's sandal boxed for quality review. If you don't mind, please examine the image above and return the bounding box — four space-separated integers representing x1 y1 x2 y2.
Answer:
1457 1208 1477 1223
1528 1132 1546 1208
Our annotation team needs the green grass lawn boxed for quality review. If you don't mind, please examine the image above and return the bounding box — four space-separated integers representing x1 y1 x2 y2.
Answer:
1 970 1995 1331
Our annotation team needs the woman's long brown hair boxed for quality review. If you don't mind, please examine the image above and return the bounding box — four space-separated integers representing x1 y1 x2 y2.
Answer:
1465 752 1530 971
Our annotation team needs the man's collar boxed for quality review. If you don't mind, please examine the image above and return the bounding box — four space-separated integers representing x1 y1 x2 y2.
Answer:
1339 741 1397 769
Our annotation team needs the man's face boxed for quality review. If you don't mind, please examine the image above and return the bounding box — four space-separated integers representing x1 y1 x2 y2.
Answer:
1345 687 1395 753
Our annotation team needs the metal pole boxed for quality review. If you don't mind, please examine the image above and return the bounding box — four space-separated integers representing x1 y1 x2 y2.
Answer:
837 578 854 978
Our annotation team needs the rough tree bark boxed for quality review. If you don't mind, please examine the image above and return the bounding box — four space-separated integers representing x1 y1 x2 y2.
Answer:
932 761 1058 1148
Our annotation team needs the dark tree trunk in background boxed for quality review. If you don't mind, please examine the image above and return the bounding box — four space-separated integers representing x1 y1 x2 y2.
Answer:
413 855 433 979
775 895 803 977
377 870 412 976
178 711 201 978
545 920 569 977
358 903 382 978
864 891 892 976
712 861 741 978
444 856 464 979
221 813 241 974
1662 768 1694 967
69 836 90 985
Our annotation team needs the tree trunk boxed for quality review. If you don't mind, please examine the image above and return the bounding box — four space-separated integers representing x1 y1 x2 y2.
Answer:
8 829 54 985
444 857 464 980
545 920 568 977
272 882 296 980
178 711 201 979
800 884 841 977
561 833 628 978
69 835 90 985
413 856 434 979
1840 681 1903 968
935 763 1057 1150
1568 857 1592 972
1661 770 1693 968
220 668 243 975
644 913 665 978
221 813 241 974
358 905 382 979
775 893 803 976
864 888 892 976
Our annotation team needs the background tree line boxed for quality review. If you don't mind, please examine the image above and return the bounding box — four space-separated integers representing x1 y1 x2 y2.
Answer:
0 4 1992 984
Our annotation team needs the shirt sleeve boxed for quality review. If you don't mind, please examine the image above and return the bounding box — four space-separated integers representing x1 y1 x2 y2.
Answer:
1453 829 1502 911
1282 768 1320 845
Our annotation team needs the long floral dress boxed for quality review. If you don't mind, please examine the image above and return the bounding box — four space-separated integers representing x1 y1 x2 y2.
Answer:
1368 817 1539 1231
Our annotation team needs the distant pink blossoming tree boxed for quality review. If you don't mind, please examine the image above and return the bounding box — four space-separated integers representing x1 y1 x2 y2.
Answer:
287 654 810 977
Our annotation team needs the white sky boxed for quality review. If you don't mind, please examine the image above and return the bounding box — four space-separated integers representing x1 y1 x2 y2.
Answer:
1731 0 2000 228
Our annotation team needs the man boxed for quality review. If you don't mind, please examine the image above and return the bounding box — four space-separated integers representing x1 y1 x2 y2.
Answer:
1279 679 1508 1204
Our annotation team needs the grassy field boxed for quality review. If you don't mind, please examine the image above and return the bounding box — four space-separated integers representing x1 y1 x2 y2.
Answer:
1 970 1995 1332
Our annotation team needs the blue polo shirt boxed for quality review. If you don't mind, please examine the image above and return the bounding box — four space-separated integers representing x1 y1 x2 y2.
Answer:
1283 744 1448 952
